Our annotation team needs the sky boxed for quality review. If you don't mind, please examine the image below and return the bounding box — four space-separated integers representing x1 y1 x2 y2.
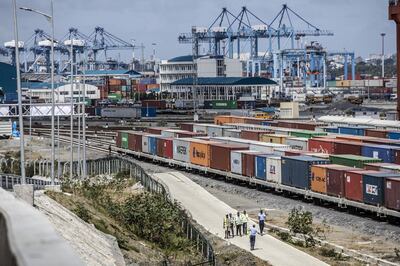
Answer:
0 0 395 62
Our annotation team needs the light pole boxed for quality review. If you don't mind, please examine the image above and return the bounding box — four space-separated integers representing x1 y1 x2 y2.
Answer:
12 0 26 183
20 1 56 185
381 33 386 78
70 38 74 179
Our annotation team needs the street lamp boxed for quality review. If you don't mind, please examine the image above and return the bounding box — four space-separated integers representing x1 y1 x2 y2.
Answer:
20 1 56 185
12 0 26 183
381 33 386 78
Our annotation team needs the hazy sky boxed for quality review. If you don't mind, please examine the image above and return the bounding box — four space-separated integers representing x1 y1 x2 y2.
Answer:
0 0 395 62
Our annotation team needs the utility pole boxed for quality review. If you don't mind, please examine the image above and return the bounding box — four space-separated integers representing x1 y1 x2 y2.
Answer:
389 1 400 119
70 38 74 179
381 33 386 78
12 0 26 183
82 50 87 179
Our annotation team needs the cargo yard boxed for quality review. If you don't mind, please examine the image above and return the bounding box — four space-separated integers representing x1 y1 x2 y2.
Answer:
1 1 400 266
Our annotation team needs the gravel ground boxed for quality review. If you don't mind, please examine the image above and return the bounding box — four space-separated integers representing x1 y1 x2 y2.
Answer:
129 157 400 247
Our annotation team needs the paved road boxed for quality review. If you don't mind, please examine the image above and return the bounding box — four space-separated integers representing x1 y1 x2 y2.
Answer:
154 171 328 266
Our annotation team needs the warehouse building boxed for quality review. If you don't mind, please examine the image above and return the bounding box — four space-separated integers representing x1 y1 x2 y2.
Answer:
169 77 277 107
159 55 242 95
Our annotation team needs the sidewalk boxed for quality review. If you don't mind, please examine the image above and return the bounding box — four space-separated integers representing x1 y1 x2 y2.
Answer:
154 171 328 266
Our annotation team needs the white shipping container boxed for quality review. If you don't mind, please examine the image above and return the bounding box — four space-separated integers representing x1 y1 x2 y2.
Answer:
161 129 186 138
230 150 244 175
223 129 242 138
273 128 291 136
173 138 191 163
193 124 208 134
266 156 282 183
286 137 308 151
250 142 290 153
207 124 233 137
210 136 252 145
365 79 384 87
350 80 365 87
142 135 151 154
272 147 289 156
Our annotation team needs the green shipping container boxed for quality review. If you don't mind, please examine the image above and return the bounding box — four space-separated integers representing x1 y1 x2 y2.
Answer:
212 100 237 109
108 93 122 101
326 80 337 87
329 154 382 168
120 132 129 149
289 130 327 139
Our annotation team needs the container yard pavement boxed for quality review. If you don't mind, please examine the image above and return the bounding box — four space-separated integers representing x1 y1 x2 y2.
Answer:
154 171 328 266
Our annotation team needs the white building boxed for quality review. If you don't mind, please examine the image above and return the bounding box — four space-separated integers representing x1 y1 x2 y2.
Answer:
159 55 242 94
25 83 100 103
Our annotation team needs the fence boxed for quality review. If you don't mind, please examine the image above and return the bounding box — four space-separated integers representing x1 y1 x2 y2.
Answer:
0 155 216 265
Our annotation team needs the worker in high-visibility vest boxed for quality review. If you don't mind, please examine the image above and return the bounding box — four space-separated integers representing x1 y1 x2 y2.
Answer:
229 213 235 237
235 212 243 237
241 210 249 235
223 214 230 239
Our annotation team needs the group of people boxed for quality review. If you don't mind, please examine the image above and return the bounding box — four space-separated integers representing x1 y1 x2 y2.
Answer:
223 209 267 251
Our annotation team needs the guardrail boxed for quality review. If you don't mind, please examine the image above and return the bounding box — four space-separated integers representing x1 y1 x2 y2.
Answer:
0 174 59 190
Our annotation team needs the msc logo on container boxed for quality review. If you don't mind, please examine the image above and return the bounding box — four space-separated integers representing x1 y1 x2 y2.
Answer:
177 146 187 155
233 159 240 165
193 147 205 158
269 165 276 174
366 184 378 196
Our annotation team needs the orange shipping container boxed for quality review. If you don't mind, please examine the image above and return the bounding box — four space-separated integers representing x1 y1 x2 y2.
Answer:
214 115 233 125
189 139 216 167
311 164 330 194
231 116 246 124
260 134 287 144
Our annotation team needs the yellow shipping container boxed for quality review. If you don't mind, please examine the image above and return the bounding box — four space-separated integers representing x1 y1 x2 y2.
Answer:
189 139 215 167
260 134 287 144
336 80 351 87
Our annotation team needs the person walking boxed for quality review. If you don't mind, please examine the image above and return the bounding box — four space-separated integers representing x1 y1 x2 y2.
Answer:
229 213 235 237
235 212 243 237
249 224 257 250
241 210 249 235
258 209 266 235
223 214 230 239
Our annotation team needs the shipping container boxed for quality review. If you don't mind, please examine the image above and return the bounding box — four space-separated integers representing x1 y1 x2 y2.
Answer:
142 134 159 154
266 156 282 183
223 129 242 138
281 156 329 189
211 100 237 109
329 154 382 168
344 170 377 202
161 129 187 138
335 135 365 143
362 138 400 147
207 124 234 137
385 178 400 211
308 138 336 154
285 137 308 151
214 115 233 125
321 126 339 133
311 164 330 194
101 107 140 118
241 130 272 141
338 126 372 136
333 141 362 156
173 138 191 163
231 150 250 175
156 137 173 159
242 151 270 177
176 131 207 138
260 134 287 144
255 154 269 181
361 144 400 163
117 131 129 149
250 142 290 153
289 130 327 139
272 147 291 156
283 149 304 156
365 129 388 138
127 131 148 152
364 162 399 172
326 165 355 197
210 143 249 172
193 124 208 134
380 164 400 173
363 172 400 206
141 107 157 117
190 139 216 167
146 127 169 135
141 100 166 109
388 131 400 140
179 123 194 132
304 152 331 160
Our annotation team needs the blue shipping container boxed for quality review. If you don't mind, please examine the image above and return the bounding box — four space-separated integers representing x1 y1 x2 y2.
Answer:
281 156 329 189
148 136 158 155
141 107 157 117
255 154 274 180
361 144 399 163
338 126 370 136
323 127 339 133
388 131 400 140
363 172 400 206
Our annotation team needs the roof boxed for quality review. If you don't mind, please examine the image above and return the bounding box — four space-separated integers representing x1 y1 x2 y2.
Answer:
168 55 199 62
171 77 277 86
318 115 400 129
21 82 65 89
84 69 142 76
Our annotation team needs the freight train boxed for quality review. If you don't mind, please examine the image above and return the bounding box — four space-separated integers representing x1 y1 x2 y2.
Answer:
115 120 400 218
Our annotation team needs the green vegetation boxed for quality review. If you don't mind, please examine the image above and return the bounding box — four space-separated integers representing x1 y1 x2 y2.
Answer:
286 207 317 247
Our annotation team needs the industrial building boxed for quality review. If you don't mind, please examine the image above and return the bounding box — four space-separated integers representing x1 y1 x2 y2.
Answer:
159 55 242 95
169 77 277 107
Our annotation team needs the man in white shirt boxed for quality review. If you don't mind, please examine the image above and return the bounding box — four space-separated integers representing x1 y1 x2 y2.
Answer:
258 209 266 235
249 224 257 250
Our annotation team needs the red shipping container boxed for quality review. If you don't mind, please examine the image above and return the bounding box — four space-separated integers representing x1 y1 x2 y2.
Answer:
128 131 147 152
242 151 268 177
364 129 388 139
156 137 173 159
326 166 355 197
344 170 379 202
362 138 400 146
116 131 122 148
364 162 397 171
333 141 362 155
179 123 194 132
146 127 169 135
284 149 304 156
385 178 400 211
308 138 336 154
241 130 272 141
209 143 249 172
336 135 366 143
